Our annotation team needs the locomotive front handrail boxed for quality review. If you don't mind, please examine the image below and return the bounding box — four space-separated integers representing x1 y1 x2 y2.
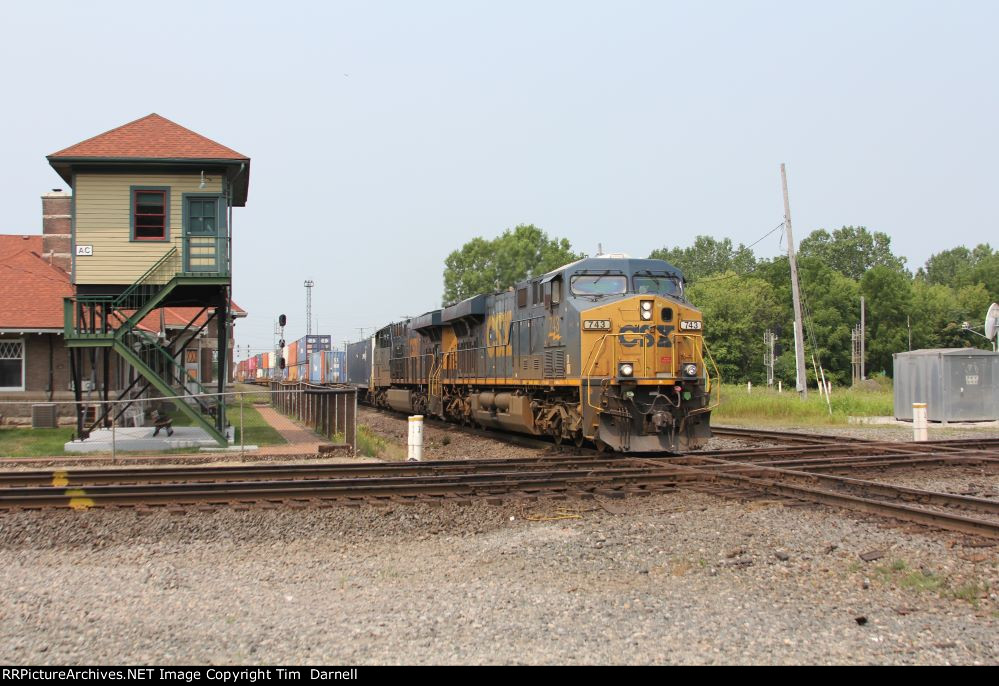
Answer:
581 332 654 412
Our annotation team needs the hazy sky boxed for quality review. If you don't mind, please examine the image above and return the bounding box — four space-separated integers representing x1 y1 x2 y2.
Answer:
2 1 997 358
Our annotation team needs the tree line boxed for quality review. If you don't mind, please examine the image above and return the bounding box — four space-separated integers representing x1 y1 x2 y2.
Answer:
442 225 998 385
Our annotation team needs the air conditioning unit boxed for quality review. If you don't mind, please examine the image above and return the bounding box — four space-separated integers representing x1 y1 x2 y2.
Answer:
31 404 58 429
68 380 95 392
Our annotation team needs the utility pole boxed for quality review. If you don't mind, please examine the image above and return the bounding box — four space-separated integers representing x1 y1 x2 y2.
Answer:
860 296 866 380
781 163 808 398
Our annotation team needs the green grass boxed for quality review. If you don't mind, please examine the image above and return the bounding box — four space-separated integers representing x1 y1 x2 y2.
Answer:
0 427 76 457
355 425 406 460
0 394 286 457
228 395 286 447
163 404 194 427
712 383 893 425
868 559 988 606
949 581 989 608
233 382 272 404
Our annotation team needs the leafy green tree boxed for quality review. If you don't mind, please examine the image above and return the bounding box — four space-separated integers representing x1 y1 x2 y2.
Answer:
687 273 782 384
799 226 906 280
919 244 997 296
752 256 859 386
909 281 993 350
797 257 860 385
442 224 583 305
860 266 913 375
919 246 974 287
649 236 756 284
968 248 999 300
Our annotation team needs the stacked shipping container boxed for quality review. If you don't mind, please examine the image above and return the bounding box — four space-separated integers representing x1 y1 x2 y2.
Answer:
237 337 338 384
308 350 346 384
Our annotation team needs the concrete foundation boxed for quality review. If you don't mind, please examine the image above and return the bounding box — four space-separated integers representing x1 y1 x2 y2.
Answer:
849 415 999 428
64 426 234 453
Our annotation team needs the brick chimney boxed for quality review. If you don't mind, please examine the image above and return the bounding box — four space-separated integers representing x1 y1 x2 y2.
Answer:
42 189 71 273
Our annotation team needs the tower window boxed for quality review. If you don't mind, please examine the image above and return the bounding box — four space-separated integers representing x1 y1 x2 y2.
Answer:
132 189 167 240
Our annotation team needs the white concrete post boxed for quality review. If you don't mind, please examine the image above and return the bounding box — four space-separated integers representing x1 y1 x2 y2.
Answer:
778 381 782 393
240 393 245 457
912 402 928 442
408 415 424 461
747 381 752 394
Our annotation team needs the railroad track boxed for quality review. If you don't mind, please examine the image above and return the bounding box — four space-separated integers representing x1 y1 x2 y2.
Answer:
6 439 993 489
1 418 997 540
671 455 999 540
0 455 661 488
1 442 996 539
376 411 866 456
367 407 601 455
0 458 691 511
710 426 864 445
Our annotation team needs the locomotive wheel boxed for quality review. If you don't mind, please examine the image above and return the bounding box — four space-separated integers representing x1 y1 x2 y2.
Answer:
573 431 585 448
551 416 563 445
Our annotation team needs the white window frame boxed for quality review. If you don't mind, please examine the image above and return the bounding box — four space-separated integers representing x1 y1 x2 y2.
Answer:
0 338 25 392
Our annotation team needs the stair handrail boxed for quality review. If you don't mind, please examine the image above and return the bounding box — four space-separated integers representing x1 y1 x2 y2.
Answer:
114 247 178 309
120 328 214 413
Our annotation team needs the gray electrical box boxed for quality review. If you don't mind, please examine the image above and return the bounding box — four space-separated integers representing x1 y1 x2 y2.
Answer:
893 348 998 422
31 403 58 429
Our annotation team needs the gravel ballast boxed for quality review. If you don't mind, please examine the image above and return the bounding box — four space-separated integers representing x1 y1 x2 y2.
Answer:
0 487 996 665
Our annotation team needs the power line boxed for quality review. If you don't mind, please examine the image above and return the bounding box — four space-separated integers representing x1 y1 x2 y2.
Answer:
692 221 786 284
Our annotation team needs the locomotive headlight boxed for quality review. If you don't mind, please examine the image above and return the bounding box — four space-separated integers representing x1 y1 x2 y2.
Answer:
619 363 635 377
641 310 652 320
640 301 653 320
683 363 698 377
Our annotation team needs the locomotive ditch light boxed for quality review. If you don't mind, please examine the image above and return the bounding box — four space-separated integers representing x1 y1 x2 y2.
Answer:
619 362 635 377
682 363 698 378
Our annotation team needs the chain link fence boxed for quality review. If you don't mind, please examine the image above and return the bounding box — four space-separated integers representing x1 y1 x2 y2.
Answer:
0 384 357 458
268 382 357 452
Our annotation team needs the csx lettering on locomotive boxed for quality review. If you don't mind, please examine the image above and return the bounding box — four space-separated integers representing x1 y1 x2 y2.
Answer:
619 324 674 347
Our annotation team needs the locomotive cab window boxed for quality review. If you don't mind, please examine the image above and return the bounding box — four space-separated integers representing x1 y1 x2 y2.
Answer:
517 287 528 308
570 274 627 296
543 276 563 307
633 275 683 299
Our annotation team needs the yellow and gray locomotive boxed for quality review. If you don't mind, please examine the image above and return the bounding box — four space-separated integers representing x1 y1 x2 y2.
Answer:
346 255 714 452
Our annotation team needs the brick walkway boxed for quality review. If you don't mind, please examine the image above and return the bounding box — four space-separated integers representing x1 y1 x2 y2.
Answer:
253 406 324 454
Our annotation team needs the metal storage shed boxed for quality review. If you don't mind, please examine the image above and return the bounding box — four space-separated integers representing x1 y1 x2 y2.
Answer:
893 348 999 422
